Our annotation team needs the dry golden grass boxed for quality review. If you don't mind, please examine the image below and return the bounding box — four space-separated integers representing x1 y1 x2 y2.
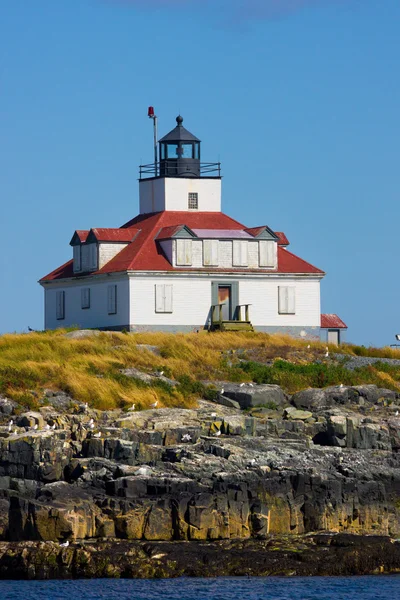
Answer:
1 329 400 410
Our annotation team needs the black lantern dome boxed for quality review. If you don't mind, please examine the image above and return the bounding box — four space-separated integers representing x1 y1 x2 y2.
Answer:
159 116 201 178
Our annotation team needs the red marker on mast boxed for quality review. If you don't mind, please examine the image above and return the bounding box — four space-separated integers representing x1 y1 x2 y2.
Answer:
148 107 158 175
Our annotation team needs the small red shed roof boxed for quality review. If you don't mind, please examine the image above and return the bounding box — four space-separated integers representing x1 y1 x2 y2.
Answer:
275 232 290 246
321 314 348 329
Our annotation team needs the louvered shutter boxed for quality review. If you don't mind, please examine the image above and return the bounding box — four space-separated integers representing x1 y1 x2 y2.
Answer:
56 291 65 320
89 244 97 270
81 288 90 309
259 241 276 268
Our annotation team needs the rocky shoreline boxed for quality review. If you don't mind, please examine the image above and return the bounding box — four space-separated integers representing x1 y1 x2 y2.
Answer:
1 534 400 579
1 373 400 579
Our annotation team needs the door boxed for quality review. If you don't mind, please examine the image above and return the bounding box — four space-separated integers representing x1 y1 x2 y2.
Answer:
328 330 339 345
218 286 231 321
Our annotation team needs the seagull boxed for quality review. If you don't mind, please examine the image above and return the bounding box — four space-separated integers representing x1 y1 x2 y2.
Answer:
396 411 399 416
8 420 13 432
84 402 89 411
52 424 56 430
28 326 35 332
215 430 221 437
90 422 95 429
307 344 311 349
221 388 225 395
150 400 158 409
240 383 245 387
129 403 135 411
33 424 38 430
249 383 254 388
89 418 94 425
248 458 257 467
339 384 344 389
325 347 329 358
60 540 69 547
45 424 50 430
211 412 217 418
93 432 101 438
182 433 192 442
14 429 18 435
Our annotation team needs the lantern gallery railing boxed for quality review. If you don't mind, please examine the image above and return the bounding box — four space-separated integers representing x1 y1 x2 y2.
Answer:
139 162 221 179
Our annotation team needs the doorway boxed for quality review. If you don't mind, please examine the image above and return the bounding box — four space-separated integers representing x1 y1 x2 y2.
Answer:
328 330 340 345
218 285 232 321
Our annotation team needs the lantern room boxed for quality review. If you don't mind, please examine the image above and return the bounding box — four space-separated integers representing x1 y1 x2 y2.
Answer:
159 115 201 177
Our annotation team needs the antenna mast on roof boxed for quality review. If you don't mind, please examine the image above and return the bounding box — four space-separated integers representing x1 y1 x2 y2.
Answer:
148 106 158 176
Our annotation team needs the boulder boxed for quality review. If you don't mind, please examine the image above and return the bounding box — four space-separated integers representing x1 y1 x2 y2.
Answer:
218 384 287 410
284 407 313 421
0 397 18 416
16 412 45 429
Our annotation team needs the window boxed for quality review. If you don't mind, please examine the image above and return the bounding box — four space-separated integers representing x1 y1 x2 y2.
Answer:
73 246 81 272
203 240 219 266
56 291 65 320
89 244 97 271
107 285 117 315
176 239 192 266
188 192 198 210
81 288 90 309
233 240 248 267
155 284 173 313
278 286 296 314
259 240 276 268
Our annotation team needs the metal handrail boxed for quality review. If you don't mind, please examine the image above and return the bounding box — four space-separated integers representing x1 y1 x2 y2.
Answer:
139 161 221 179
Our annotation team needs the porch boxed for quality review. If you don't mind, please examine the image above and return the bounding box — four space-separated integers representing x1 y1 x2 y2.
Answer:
210 303 254 332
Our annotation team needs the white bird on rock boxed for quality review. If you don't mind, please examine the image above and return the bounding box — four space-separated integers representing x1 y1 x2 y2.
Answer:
215 430 221 437
52 424 56 430
8 420 13 432
249 383 254 388
45 424 50 430
93 432 101 438
33 424 38 430
211 412 217 418
89 418 94 425
60 540 69 548
240 383 245 387
90 422 95 430
14 429 18 435
182 433 192 443
396 411 399 416
150 401 158 409
220 388 225 395
129 403 135 411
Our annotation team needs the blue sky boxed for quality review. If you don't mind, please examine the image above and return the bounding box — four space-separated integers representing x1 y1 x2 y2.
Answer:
1 0 399 345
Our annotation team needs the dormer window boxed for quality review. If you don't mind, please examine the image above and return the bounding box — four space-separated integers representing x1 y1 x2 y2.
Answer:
176 239 192 266
188 192 198 210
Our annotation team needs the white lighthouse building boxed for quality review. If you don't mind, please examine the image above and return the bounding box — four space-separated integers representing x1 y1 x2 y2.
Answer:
40 115 347 342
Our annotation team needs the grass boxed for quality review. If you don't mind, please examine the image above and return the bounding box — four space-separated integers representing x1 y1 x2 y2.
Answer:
0 330 400 410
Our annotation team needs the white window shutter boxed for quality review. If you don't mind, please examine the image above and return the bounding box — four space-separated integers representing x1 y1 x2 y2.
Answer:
56 291 65 320
185 240 192 265
203 240 219 266
278 286 295 314
259 240 276 268
107 285 117 314
155 284 165 312
288 287 296 314
164 284 173 312
73 246 81 271
233 241 247 266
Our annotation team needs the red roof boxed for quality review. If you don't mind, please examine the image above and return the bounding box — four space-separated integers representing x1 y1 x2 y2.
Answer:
89 228 139 242
275 232 290 246
75 230 89 243
40 211 324 281
321 314 347 329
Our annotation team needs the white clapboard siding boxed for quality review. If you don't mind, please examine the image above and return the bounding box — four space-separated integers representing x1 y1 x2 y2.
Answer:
73 246 81 272
232 240 248 266
155 284 173 313
107 284 117 314
203 240 219 266
278 286 296 314
176 239 192 266
56 291 65 320
259 241 277 268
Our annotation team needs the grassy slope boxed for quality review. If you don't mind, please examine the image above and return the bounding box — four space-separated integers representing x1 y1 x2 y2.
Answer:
1 330 400 411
